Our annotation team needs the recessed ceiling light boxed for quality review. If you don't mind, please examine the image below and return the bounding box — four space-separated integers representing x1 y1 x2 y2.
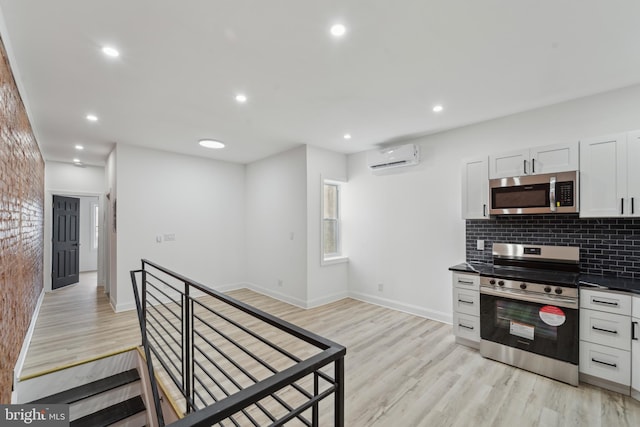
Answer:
343 133 352 140
86 114 98 122
330 24 347 37
75 144 84 150
73 158 81 163
433 105 444 113
235 94 247 103
101 46 120 57
199 139 225 149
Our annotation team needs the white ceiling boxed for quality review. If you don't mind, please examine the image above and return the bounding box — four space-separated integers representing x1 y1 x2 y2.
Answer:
2 1 640 166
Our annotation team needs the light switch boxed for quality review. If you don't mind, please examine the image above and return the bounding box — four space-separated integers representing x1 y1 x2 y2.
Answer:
156 235 162 243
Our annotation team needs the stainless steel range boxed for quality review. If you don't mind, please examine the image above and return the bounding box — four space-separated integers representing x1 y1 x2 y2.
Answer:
479 243 580 386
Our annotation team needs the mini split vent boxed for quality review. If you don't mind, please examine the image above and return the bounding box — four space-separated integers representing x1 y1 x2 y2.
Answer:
366 144 420 172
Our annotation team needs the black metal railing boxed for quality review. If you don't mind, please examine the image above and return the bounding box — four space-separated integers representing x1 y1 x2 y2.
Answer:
131 260 346 427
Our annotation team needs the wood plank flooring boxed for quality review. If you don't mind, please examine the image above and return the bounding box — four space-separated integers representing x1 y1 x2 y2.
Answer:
20 273 640 426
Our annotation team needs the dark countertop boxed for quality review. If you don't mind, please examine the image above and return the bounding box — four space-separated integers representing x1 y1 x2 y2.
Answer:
448 262 490 275
449 263 640 295
579 274 640 295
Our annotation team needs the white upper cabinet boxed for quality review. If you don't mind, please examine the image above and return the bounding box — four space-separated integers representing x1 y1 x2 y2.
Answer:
530 142 580 174
461 157 489 219
580 132 639 218
489 142 579 179
488 149 529 179
627 131 640 217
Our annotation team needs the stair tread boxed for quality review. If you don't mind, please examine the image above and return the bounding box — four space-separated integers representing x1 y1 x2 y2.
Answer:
70 395 145 427
30 369 140 404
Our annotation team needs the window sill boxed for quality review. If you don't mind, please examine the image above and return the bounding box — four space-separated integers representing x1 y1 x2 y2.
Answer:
322 255 349 266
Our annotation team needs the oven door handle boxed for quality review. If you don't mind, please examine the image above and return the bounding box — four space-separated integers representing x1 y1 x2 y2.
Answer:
480 286 578 309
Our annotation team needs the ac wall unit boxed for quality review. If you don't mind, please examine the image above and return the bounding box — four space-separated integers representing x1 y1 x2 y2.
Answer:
366 144 420 172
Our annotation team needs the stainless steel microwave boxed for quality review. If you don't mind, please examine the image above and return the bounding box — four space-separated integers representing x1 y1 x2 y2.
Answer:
489 171 579 215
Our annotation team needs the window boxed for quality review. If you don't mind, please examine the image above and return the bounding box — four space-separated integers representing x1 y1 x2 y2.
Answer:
91 202 99 250
322 179 346 263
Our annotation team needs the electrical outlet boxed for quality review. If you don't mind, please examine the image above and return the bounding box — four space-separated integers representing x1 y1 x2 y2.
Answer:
477 239 484 250
378 283 383 292
164 233 176 242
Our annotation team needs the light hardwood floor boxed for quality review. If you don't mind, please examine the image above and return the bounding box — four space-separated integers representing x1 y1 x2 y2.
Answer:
21 273 640 426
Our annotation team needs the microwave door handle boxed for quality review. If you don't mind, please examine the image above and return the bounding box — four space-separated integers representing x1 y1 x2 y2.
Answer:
550 176 557 212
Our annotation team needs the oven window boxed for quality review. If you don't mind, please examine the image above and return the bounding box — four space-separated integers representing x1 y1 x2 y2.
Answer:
496 300 557 340
492 184 549 209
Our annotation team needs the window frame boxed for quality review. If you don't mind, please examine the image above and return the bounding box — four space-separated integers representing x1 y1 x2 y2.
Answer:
321 178 348 265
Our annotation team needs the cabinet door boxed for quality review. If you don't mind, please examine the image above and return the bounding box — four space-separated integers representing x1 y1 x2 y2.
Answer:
530 142 579 174
627 131 640 217
579 134 627 217
580 341 631 386
580 309 631 351
489 149 529 179
461 157 489 219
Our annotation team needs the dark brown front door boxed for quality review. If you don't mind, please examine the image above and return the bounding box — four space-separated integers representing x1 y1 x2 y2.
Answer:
52 195 80 289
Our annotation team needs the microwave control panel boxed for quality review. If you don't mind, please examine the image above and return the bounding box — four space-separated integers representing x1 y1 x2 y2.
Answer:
556 181 574 206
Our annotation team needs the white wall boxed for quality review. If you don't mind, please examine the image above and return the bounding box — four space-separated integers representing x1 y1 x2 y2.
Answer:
306 146 349 307
79 196 99 272
113 144 246 312
245 146 308 307
345 83 640 324
44 161 106 291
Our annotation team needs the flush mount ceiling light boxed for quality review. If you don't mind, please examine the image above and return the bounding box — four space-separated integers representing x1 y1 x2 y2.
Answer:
235 94 247 103
86 114 98 122
433 105 444 113
343 133 352 140
101 46 120 57
75 144 84 150
199 139 225 149
330 24 347 37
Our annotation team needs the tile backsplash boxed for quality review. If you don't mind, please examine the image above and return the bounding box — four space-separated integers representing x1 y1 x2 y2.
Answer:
466 215 640 278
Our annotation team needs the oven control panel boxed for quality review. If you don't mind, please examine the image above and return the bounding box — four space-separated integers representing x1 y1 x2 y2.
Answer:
480 276 578 300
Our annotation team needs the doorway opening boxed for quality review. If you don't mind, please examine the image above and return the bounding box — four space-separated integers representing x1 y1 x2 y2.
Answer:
51 195 100 290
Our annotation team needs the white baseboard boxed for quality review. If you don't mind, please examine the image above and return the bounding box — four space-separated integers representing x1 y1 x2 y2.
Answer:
242 283 308 309
13 288 46 386
348 291 452 324
306 291 349 309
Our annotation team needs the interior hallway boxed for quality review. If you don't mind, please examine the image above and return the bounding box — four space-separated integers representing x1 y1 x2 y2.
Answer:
20 272 139 378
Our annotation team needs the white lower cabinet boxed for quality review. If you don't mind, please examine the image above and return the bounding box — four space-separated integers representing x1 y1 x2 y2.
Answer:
632 295 640 401
580 289 632 394
451 272 480 349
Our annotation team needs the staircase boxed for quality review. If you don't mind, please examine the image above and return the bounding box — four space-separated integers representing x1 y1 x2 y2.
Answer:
29 369 146 426
14 348 153 427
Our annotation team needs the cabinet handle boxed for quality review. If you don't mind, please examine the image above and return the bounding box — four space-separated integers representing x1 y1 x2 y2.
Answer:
621 198 624 215
592 326 618 335
459 324 474 330
523 159 527 174
532 158 535 173
457 279 474 285
632 197 635 215
591 358 617 368
458 299 474 305
483 204 487 217
633 321 638 341
592 298 619 307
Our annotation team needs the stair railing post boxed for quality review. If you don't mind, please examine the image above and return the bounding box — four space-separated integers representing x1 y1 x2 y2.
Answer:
183 280 192 412
335 357 344 427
